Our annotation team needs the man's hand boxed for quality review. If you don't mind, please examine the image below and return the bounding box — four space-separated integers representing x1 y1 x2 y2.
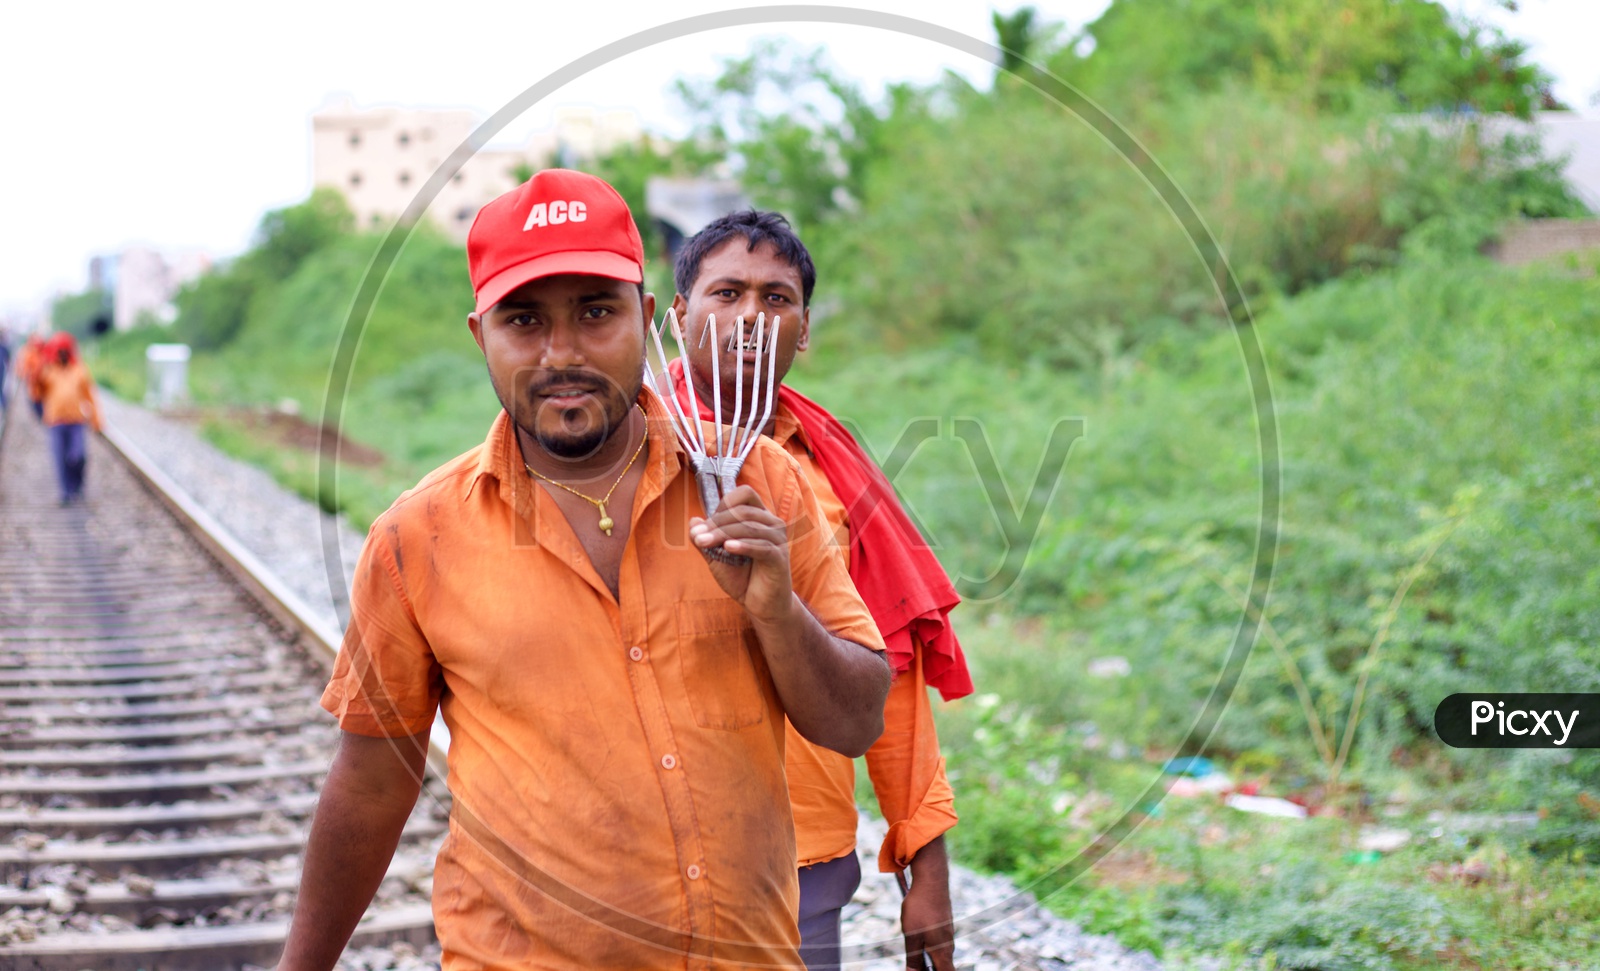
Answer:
689 485 793 626
692 485 888 756
901 837 956 971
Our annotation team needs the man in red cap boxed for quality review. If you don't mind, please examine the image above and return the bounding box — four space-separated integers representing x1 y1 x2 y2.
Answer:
668 211 970 971
281 170 891 971
36 332 103 504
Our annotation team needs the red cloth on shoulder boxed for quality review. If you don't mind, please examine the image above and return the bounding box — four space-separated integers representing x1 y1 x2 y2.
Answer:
667 361 973 701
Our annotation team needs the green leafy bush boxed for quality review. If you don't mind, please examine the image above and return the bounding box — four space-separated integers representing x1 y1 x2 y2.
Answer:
172 188 355 351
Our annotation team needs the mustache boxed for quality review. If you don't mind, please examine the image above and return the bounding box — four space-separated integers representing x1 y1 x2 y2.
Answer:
527 372 608 397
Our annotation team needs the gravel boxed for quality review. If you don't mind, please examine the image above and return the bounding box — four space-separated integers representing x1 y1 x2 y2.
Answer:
99 394 364 632
99 396 1169 970
847 814 1162 971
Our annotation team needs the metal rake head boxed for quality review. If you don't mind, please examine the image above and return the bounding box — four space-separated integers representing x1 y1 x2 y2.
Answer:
644 306 783 523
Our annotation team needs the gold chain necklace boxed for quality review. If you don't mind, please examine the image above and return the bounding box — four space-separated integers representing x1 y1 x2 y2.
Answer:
524 407 647 536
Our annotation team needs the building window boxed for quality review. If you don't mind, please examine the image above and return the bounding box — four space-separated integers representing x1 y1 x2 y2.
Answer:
398 131 411 148
457 206 473 223
348 131 361 149
349 171 363 188
398 171 412 187
452 172 464 183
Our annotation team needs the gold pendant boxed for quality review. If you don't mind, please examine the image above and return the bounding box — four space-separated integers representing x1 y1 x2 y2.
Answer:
597 502 614 536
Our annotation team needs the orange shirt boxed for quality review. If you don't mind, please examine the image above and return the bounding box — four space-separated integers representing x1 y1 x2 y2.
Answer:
38 361 102 429
321 390 886 971
772 406 959 872
16 344 42 401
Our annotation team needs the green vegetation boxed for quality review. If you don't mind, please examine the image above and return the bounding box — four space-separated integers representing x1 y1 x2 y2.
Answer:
85 1 1598 966
172 187 355 351
51 286 111 337
1047 0 1558 115
907 256 1599 969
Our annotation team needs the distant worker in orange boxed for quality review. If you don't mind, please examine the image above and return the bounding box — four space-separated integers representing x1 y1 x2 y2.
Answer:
671 211 972 971
16 333 48 421
37 333 103 504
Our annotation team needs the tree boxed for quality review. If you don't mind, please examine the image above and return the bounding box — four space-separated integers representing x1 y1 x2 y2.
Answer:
172 189 356 351
991 6 1062 79
250 187 356 282
51 288 111 337
672 40 939 229
1050 0 1553 118
172 267 254 350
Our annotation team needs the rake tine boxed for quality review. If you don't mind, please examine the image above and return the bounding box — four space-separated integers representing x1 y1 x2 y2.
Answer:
662 315 713 463
732 313 767 461
650 308 706 455
743 316 781 463
669 308 710 456
645 355 697 456
707 314 725 466
727 314 754 459
728 315 748 461
765 317 782 449
765 316 780 422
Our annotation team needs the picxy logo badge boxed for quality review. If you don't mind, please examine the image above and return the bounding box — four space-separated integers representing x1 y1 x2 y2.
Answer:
1434 694 1600 748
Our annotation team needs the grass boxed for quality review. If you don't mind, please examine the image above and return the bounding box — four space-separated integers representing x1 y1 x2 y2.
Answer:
937 603 1600 968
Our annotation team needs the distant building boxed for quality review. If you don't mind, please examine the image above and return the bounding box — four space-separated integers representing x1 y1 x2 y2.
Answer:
1491 112 1600 265
1488 219 1600 265
1407 111 1600 211
1533 112 1600 213
90 245 212 332
311 98 645 239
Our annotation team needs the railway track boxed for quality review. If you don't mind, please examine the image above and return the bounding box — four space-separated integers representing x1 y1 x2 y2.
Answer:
0 406 447 971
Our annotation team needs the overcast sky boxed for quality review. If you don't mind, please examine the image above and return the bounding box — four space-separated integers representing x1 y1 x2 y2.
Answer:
1 0 1594 320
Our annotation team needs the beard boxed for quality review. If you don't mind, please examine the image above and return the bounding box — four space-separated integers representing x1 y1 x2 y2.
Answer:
505 370 642 462
533 405 615 458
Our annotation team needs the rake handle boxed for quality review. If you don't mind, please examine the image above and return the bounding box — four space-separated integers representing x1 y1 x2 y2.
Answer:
694 471 752 567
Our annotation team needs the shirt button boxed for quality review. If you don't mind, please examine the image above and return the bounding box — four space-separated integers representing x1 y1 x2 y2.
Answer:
629 646 645 661
686 864 703 880
660 754 677 770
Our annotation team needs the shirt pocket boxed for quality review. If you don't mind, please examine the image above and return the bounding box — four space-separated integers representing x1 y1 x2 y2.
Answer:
674 598 767 731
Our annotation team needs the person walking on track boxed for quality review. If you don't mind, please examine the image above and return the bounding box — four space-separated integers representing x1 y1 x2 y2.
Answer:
16 333 48 421
280 170 892 971
668 210 972 971
36 332 103 504
0 329 12 413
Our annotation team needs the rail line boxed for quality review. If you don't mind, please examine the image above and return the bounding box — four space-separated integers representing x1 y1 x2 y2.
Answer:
0 406 448 971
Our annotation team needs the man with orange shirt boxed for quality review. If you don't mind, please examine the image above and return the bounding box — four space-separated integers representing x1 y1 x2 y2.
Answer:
670 211 971 971
36 333 103 504
280 170 891 971
16 333 47 421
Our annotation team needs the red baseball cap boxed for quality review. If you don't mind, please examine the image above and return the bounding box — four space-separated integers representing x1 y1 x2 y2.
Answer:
467 168 644 314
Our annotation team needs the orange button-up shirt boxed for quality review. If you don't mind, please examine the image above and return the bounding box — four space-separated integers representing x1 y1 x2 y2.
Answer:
321 391 886 971
38 361 102 430
772 406 959 873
